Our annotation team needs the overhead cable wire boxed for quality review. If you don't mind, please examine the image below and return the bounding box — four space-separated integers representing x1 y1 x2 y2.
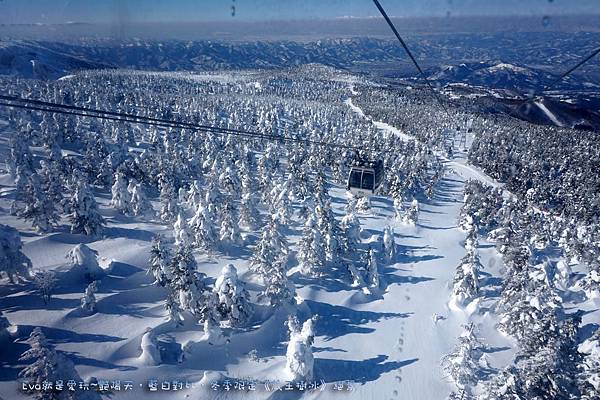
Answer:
371 0 456 124
0 96 365 152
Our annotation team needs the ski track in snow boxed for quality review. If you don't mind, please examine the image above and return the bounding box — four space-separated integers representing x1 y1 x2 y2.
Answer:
534 101 564 127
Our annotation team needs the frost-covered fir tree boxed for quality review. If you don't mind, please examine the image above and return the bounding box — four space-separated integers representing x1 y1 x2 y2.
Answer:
18 327 87 400
129 183 154 218
239 192 260 230
404 198 419 225
110 172 131 214
202 292 225 345
168 244 209 321
366 247 380 289
298 213 326 277
250 214 288 280
189 200 218 251
68 178 104 237
173 212 192 249
148 235 172 287
164 287 184 327
16 173 59 233
0 224 33 282
66 244 104 281
383 225 397 262
578 328 600 399
214 264 253 327
285 315 318 381
315 193 342 263
262 255 295 307
451 237 482 310
219 198 242 247
80 281 98 314
33 271 57 305
158 176 178 223
441 323 488 394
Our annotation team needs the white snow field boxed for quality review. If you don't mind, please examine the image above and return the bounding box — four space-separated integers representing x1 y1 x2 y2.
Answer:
0 67 597 400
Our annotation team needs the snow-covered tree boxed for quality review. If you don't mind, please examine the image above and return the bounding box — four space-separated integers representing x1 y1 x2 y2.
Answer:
214 264 253 327
164 287 184 327
33 271 57 305
239 192 260 230
219 198 242 247
110 171 131 214
18 327 86 400
365 247 380 289
168 244 209 321
285 315 318 381
140 328 162 366
404 199 419 225
68 178 104 237
80 281 98 314
451 242 482 309
148 235 172 287
129 183 154 217
298 213 326 277
383 225 397 262
16 173 59 233
189 200 218 251
578 328 600 399
340 211 361 258
0 224 33 283
173 212 192 249
441 323 488 394
263 255 295 307
158 176 178 223
250 214 288 279
66 244 104 281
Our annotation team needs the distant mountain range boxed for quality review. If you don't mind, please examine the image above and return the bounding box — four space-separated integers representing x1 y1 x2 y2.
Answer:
0 35 598 130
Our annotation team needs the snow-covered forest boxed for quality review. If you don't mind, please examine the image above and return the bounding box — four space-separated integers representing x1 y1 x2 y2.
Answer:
0 61 598 400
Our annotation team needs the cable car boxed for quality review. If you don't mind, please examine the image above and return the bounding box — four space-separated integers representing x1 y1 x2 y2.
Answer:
346 158 384 196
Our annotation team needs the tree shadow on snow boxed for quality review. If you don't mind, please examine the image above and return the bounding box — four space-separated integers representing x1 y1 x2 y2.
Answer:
315 355 418 383
305 300 410 341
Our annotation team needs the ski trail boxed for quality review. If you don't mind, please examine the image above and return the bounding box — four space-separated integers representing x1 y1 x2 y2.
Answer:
345 95 503 190
534 101 564 127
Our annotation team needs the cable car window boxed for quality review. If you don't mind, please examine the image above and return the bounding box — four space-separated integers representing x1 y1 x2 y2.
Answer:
361 172 374 190
349 170 362 188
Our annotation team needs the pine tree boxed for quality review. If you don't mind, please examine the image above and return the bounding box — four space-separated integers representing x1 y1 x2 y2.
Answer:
164 286 184 327
214 264 253 327
285 315 318 381
129 183 154 217
16 173 59 233
366 247 379 288
298 213 326 277
168 244 209 321
250 214 288 280
33 271 57 305
68 178 104 237
158 176 178 223
578 328 600 399
110 172 131 214
404 198 419 225
441 323 488 394
189 200 218 251
0 224 33 283
219 197 242 247
262 255 295 307
383 225 397 262
239 192 260 230
148 235 172 287
80 281 98 314
173 212 192 249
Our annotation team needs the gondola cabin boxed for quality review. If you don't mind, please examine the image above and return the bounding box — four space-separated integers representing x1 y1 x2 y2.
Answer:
347 159 384 196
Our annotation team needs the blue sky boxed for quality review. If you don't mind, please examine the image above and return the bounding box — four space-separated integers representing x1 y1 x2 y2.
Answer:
0 0 599 24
